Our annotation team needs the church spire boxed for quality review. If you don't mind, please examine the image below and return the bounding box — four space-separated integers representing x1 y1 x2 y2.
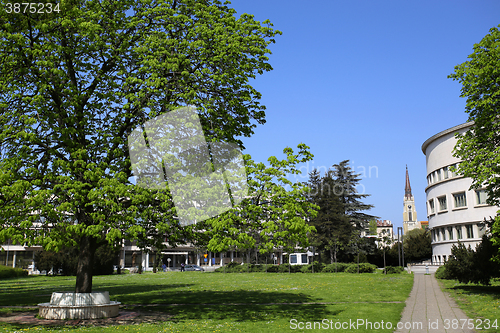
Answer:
405 165 412 199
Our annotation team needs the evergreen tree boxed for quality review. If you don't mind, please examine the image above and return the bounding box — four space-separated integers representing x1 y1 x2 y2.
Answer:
330 160 376 231
306 161 376 264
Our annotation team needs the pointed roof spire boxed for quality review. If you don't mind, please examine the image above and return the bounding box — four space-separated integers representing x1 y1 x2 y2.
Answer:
405 165 412 199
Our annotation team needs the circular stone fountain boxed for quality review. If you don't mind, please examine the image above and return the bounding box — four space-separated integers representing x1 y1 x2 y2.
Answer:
38 291 120 319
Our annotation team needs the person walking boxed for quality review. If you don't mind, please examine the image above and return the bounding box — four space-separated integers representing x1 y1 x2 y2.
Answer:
180 262 185 272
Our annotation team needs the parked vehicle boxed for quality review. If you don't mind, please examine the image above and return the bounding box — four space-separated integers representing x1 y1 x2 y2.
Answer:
184 264 204 271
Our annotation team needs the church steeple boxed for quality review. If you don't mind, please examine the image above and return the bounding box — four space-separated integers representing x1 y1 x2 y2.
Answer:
405 165 412 199
403 165 419 234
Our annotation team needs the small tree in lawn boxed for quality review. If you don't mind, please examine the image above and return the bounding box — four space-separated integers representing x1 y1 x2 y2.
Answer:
203 144 318 274
377 229 393 274
0 0 280 292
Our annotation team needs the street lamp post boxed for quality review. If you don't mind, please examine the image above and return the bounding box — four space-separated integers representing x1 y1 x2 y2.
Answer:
397 227 401 267
397 227 405 267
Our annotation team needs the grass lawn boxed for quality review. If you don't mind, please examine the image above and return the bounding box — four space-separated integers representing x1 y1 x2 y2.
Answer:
0 271 413 332
438 278 500 333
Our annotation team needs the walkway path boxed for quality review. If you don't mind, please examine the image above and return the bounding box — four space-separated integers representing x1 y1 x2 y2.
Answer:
395 273 475 333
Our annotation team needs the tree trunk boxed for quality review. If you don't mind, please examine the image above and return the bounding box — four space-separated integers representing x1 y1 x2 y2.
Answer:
75 236 97 293
330 248 334 264
383 249 386 275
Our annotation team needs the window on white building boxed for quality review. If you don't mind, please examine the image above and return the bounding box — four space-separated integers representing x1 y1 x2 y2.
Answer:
290 254 297 264
442 228 446 241
438 196 447 211
466 225 474 239
453 192 467 208
450 163 459 177
428 199 435 214
443 166 449 179
437 169 442 181
456 226 463 239
447 227 453 240
476 190 488 205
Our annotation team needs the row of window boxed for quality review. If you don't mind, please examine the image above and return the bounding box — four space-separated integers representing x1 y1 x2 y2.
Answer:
431 224 476 242
433 255 447 264
426 164 460 186
427 189 488 215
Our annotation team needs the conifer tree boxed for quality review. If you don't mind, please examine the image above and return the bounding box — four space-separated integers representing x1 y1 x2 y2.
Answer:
306 161 377 264
330 160 376 231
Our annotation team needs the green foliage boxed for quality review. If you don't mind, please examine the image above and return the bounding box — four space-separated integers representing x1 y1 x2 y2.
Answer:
368 220 377 235
203 144 318 256
0 265 28 279
403 228 432 262
383 266 404 274
435 265 453 280
299 262 325 273
306 161 377 265
448 24 500 260
321 262 350 273
345 263 377 274
444 236 500 285
0 0 281 292
34 242 117 276
214 262 379 274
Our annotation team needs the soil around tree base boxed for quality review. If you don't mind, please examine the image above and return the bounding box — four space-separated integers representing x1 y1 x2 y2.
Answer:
0 309 173 327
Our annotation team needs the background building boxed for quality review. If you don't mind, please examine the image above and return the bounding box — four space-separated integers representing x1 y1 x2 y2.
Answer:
422 122 499 264
403 166 421 234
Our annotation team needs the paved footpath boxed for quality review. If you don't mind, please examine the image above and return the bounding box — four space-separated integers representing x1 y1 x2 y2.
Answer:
395 273 475 333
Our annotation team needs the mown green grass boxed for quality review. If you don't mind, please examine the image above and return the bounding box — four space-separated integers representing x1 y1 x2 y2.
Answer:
0 271 413 332
439 278 500 333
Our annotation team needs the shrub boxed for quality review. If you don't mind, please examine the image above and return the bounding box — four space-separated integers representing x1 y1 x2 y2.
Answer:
444 237 500 285
383 266 404 274
322 263 350 273
0 265 28 279
299 262 325 273
435 265 453 280
265 264 279 272
225 261 241 269
345 263 377 273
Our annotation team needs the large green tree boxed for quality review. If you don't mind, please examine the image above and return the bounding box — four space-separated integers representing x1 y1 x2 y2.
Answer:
449 24 500 259
0 0 280 292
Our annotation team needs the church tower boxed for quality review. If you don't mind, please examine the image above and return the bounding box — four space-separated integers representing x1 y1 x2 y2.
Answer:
403 166 420 234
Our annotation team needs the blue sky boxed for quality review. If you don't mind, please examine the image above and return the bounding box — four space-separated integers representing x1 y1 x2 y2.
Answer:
228 0 500 232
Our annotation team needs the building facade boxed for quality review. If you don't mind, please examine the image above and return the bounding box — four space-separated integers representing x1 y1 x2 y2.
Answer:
421 122 498 264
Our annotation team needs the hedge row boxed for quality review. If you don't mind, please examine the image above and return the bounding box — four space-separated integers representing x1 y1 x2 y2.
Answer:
214 262 381 274
0 265 28 279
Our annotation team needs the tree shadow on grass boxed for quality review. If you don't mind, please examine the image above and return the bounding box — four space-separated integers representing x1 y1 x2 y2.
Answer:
0 279 197 306
148 303 342 322
445 283 500 300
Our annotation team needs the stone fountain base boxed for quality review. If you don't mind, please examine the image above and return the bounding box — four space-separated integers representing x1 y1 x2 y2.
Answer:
38 291 120 319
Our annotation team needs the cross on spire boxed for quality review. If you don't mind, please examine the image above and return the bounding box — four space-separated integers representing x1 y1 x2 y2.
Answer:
405 165 412 199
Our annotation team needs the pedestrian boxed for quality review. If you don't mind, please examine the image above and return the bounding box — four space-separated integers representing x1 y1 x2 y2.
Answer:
181 262 185 272
162 263 166 272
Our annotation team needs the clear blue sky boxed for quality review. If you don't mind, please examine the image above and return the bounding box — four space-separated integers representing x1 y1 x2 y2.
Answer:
229 0 500 233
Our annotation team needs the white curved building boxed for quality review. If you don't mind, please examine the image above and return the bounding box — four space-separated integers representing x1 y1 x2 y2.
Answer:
421 122 499 264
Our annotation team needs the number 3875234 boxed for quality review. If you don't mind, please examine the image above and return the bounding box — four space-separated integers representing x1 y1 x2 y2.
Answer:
5 3 60 14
